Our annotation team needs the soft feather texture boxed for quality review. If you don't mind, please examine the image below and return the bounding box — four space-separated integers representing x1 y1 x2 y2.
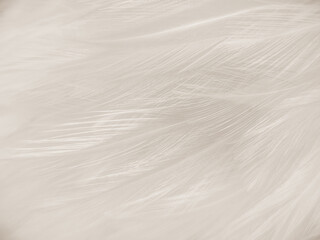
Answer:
0 0 320 239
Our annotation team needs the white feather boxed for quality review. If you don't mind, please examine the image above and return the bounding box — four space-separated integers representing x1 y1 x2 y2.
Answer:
0 0 319 239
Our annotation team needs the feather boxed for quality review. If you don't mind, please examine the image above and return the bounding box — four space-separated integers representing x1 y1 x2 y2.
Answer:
0 0 320 239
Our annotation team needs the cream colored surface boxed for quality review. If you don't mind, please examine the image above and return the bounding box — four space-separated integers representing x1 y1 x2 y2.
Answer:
0 0 320 239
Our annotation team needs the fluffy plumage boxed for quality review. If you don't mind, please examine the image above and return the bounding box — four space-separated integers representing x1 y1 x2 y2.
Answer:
0 0 320 239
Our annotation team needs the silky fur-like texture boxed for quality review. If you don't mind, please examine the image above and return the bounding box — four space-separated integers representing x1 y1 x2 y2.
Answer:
0 0 320 239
